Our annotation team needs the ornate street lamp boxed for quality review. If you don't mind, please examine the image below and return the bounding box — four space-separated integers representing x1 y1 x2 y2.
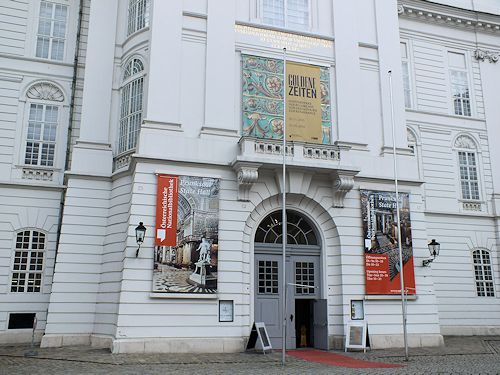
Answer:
135 222 146 257
423 239 440 267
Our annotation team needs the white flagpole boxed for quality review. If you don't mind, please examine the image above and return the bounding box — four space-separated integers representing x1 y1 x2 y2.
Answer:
281 47 287 366
388 70 409 361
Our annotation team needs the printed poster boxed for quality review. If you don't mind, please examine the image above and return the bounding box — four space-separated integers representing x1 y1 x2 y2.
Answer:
360 190 415 295
153 175 220 294
285 61 323 143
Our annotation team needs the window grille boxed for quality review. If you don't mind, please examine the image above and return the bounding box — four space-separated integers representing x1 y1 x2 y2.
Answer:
36 1 68 61
458 151 479 200
255 210 318 245
448 52 471 116
258 260 279 294
25 104 58 166
118 58 144 154
295 261 314 295
11 231 45 293
127 0 150 36
472 249 494 297
263 0 309 30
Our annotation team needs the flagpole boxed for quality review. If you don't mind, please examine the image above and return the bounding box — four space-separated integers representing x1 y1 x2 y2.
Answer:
388 70 409 361
281 47 287 366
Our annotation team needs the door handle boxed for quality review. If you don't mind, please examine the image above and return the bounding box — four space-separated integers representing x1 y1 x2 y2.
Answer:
290 314 294 322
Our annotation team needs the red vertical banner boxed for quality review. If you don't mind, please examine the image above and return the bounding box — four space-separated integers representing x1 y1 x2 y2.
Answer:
155 174 178 246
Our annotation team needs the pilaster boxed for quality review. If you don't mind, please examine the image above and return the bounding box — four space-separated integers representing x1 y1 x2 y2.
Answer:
375 0 408 152
144 0 183 127
202 0 237 135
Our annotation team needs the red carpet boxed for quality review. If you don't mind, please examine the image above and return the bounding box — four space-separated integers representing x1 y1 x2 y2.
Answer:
287 349 403 368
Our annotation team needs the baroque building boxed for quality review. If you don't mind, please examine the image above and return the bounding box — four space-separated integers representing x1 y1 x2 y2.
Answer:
0 0 499 353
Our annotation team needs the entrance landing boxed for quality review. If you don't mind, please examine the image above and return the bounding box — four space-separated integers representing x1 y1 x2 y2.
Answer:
287 349 403 368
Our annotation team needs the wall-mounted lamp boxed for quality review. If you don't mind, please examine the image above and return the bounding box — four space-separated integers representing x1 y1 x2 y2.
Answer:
423 239 440 267
135 222 146 257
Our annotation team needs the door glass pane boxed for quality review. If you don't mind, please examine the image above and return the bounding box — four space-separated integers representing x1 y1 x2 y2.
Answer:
258 260 279 294
295 261 314 295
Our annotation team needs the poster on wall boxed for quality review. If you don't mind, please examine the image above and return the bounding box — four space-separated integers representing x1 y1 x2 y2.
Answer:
241 54 332 144
360 190 415 295
153 174 220 294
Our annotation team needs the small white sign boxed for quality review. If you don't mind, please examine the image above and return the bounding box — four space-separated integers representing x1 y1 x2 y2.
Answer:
219 300 234 322
345 320 368 353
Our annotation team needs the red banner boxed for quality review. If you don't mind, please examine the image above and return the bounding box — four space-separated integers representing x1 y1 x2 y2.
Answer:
155 175 178 246
361 190 416 295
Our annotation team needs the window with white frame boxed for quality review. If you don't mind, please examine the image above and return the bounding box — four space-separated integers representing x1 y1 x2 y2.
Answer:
118 58 144 154
36 1 68 61
458 147 480 201
25 104 58 166
262 0 310 30
472 249 494 297
448 52 471 116
23 82 64 168
11 230 45 293
127 0 150 36
401 42 412 108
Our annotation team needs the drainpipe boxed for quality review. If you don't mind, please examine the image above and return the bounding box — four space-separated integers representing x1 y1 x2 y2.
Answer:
55 0 84 259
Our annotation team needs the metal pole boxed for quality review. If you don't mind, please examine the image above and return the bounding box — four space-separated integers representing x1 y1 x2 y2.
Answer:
388 70 409 361
281 47 287 366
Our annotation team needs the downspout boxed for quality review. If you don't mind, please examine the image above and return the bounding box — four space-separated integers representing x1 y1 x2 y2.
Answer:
55 0 85 259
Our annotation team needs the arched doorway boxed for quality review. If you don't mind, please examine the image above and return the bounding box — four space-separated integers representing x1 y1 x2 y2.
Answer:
254 210 328 350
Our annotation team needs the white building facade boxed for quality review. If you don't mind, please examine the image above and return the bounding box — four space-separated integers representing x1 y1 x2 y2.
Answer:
0 0 499 353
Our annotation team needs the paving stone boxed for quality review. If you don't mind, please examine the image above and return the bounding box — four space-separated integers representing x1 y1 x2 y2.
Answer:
0 336 499 374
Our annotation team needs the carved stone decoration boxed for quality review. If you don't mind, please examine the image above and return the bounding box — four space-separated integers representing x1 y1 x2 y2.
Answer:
407 128 417 144
474 49 499 63
27 82 64 102
397 5 404 15
233 162 261 201
454 135 476 150
331 171 356 208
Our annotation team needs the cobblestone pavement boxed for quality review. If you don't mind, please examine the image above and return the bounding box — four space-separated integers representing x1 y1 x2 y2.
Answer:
0 336 499 374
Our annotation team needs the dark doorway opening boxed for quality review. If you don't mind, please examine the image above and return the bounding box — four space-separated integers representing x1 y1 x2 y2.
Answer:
295 299 314 348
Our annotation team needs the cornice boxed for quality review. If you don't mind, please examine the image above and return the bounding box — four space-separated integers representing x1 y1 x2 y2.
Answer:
398 1 500 34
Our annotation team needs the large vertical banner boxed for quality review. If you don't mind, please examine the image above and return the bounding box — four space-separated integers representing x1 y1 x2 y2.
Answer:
285 61 323 143
153 175 220 294
360 190 415 295
241 54 332 144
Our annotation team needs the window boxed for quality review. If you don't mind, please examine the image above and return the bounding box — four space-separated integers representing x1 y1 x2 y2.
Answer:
458 151 479 200
448 52 471 116
263 0 310 30
295 261 315 295
401 42 412 108
36 1 68 61
11 230 45 293
472 249 494 297
25 104 58 166
127 0 150 36
407 128 417 155
258 260 279 294
118 58 144 154
254 210 318 245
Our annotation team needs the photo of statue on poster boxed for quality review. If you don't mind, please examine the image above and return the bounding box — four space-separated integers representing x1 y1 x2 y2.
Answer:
360 190 415 295
153 175 220 294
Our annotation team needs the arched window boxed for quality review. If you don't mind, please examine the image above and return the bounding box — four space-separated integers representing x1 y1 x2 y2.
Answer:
127 0 150 36
255 210 318 245
24 82 64 167
11 230 46 293
118 58 144 154
472 249 494 297
454 135 480 201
